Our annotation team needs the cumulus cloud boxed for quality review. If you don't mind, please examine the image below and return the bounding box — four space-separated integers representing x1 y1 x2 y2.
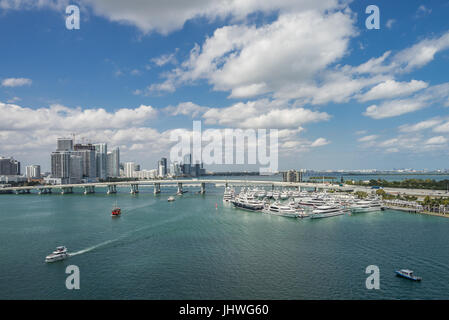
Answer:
425 136 447 145
164 101 209 118
364 83 449 119
399 118 443 132
1 77 32 87
358 79 428 102
155 8 356 99
202 99 330 128
0 101 157 131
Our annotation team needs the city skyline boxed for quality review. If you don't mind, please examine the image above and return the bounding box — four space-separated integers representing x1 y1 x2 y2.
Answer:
1 1 449 170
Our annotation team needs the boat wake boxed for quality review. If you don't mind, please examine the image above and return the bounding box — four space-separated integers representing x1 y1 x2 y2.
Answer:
68 212 189 257
69 238 119 257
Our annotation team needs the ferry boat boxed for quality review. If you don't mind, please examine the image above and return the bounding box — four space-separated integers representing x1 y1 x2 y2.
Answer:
395 269 422 281
263 201 300 218
311 205 345 219
112 202 121 216
45 246 69 263
350 199 383 213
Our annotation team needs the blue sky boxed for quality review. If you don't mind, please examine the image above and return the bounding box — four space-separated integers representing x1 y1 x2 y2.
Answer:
1 0 449 171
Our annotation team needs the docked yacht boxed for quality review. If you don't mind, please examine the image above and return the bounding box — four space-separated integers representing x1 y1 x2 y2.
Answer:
263 201 300 218
350 199 383 213
45 246 69 263
296 197 326 207
223 187 235 202
232 195 264 211
311 205 346 219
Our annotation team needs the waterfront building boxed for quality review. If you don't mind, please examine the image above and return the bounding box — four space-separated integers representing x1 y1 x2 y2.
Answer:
0 157 21 175
124 162 135 178
51 151 71 181
107 147 120 178
158 157 167 177
282 170 303 183
25 165 41 178
73 143 96 179
69 154 83 184
94 143 108 179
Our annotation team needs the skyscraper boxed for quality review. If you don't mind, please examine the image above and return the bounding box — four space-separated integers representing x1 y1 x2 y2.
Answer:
94 143 108 179
51 151 71 181
73 143 96 179
107 147 120 178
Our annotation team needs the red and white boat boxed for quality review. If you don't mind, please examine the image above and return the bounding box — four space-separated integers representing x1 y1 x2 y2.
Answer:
111 202 121 217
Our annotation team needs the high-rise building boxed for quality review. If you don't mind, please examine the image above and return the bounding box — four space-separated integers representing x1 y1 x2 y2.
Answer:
107 147 120 178
57 138 73 151
94 143 108 179
124 162 135 178
69 154 83 183
73 143 96 179
51 151 71 180
0 157 21 175
26 165 41 178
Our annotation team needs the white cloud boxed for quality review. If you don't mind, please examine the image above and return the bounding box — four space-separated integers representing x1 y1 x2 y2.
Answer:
425 136 447 145
1 77 32 87
310 137 329 147
0 101 157 130
164 102 209 118
358 135 378 142
399 118 443 132
386 19 395 29
364 99 426 119
151 50 178 67
78 0 343 34
364 83 449 119
161 9 356 99
358 79 428 102
202 99 330 128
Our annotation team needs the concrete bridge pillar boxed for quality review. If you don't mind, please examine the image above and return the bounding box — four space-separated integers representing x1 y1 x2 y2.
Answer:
130 184 139 194
84 186 95 194
61 187 73 195
200 182 205 194
177 182 183 195
107 185 117 194
153 183 161 194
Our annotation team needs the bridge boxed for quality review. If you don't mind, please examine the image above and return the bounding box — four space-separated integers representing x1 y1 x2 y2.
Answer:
0 179 447 198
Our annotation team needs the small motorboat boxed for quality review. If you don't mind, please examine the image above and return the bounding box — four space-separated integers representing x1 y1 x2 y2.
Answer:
45 246 69 263
395 269 422 281
168 196 175 202
111 201 121 216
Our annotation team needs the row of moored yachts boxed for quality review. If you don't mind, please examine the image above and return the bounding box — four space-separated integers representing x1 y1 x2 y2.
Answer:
223 187 384 219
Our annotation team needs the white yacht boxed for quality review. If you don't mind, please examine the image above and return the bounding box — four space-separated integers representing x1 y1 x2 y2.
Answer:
223 187 235 202
45 246 69 263
264 201 300 218
232 195 264 211
350 199 383 213
311 205 346 219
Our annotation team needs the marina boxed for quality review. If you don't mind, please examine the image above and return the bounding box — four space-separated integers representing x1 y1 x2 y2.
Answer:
1 182 448 300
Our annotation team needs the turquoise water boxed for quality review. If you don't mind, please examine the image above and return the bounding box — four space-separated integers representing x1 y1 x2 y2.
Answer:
1 184 449 300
